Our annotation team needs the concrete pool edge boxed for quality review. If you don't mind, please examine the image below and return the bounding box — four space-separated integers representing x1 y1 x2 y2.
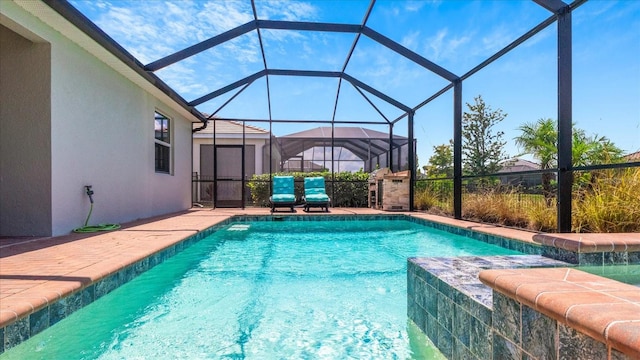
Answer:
479 267 640 359
533 233 640 265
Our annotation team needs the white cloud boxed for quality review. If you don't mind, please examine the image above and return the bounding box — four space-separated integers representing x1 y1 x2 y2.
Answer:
351 42 429 95
521 26 552 48
404 1 428 12
421 28 471 63
85 0 293 64
94 0 109 10
198 1 254 35
222 39 260 63
280 2 317 21
156 62 210 95
254 0 318 21
426 28 447 61
99 6 157 41
480 25 512 55
401 30 420 51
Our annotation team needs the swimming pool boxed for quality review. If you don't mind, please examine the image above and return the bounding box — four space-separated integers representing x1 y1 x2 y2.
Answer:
2 219 524 359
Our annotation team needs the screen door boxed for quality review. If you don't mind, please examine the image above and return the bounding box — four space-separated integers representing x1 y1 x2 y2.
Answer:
215 145 243 207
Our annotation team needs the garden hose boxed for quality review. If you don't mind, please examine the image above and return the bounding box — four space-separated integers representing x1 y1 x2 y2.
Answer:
73 186 121 233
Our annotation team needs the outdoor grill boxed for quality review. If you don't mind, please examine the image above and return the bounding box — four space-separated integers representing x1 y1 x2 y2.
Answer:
368 168 410 211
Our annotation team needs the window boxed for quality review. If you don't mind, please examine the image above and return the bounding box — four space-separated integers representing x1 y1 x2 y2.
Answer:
154 111 171 173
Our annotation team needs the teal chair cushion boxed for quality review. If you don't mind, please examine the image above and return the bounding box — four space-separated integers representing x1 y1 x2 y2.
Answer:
305 193 329 202
304 177 329 203
304 177 326 193
273 176 294 196
271 194 296 202
305 188 325 195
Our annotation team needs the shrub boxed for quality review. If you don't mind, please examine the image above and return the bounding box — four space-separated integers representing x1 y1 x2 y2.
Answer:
246 171 369 208
448 168 639 233
526 201 557 232
322 171 367 207
461 188 535 228
414 188 438 210
462 191 501 223
573 168 640 233
495 193 529 228
415 179 454 214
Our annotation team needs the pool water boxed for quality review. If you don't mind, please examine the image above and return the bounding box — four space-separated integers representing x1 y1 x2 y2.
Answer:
4 219 523 359
578 264 640 287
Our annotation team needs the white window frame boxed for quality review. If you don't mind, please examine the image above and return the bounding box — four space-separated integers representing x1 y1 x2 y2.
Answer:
154 110 172 174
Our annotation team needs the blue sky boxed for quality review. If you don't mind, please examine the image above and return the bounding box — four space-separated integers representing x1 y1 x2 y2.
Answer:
70 0 639 167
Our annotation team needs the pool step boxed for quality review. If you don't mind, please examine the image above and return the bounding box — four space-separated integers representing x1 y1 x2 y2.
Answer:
227 224 250 231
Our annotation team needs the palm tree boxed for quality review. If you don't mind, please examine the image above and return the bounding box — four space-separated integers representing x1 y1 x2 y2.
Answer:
515 119 624 204
514 118 557 205
572 130 623 167
572 130 624 191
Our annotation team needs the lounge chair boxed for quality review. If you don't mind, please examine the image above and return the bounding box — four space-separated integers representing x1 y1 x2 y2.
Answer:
303 177 330 212
270 176 296 212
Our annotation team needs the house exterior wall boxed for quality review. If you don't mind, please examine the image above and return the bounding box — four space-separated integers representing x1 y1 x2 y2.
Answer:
1 2 195 236
0 23 52 236
192 136 268 177
48 30 193 235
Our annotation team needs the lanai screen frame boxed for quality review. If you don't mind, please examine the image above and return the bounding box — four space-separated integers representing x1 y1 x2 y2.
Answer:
47 0 588 232
275 126 411 173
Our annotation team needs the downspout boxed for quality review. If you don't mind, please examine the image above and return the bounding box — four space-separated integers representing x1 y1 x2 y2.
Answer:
192 118 208 133
191 118 209 209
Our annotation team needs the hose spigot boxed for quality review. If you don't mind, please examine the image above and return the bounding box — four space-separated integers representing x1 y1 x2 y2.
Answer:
85 185 94 204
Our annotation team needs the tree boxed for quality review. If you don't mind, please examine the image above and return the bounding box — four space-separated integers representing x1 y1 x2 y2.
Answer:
515 118 557 203
462 95 508 176
572 130 624 191
572 130 623 167
515 119 624 168
515 118 624 203
425 141 453 178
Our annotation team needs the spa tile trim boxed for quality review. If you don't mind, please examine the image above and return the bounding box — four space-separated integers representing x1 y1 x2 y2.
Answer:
533 233 640 265
479 267 640 358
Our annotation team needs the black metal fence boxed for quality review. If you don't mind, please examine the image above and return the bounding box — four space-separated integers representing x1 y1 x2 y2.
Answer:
194 162 639 232
192 175 369 208
414 162 640 232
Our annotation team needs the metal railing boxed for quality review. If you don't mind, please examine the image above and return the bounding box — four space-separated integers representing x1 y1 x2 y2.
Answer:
414 162 640 232
192 176 369 208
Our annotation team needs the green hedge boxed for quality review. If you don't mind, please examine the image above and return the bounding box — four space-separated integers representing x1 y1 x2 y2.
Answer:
247 171 369 207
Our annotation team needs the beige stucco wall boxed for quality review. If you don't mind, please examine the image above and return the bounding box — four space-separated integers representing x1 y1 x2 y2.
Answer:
0 23 52 236
192 136 268 176
1 2 195 236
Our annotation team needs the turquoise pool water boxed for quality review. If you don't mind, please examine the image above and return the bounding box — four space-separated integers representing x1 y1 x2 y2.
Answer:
3 219 523 359
578 264 640 287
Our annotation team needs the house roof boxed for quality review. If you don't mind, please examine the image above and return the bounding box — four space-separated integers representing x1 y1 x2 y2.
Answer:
624 150 640 162
498 158 541 173
283 159 326 171
278 126 408 161
193 120 268 135
281 127 405 140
